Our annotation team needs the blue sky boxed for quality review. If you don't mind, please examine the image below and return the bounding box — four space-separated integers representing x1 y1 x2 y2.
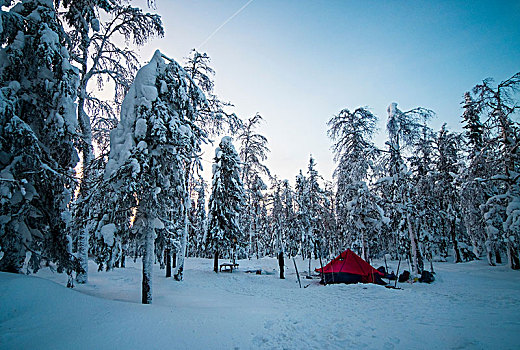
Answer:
137 0 520 182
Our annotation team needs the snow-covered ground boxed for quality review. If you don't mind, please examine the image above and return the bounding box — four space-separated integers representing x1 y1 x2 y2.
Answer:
1 257 519 349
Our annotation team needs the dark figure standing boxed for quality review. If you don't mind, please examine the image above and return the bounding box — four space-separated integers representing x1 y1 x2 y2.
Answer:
278 252 285 279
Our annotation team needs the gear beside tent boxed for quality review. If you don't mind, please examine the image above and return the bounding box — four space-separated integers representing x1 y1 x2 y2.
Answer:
316 249 386 285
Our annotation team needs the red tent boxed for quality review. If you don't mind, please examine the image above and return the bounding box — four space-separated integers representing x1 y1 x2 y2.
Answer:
315 249 385 284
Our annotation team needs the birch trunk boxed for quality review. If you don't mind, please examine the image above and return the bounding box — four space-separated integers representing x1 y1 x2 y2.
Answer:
406 212 421 275
174 164 191 281
174 206 188 281
76 226 89 284
75 25 94 284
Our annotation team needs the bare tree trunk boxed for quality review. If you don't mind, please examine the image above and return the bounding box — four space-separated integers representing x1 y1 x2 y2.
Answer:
165 248 171 278
485 237 495 266
76 226 89 284
451 219 462 263
248 225 252 260
175 166 191 281
406 212 421 275
278 251 285 279
486 250 494 266
495 249 502 264
142 219 154 304
75 25 94 284
497 96 519 270
507 242 520 270
174 210 188 281
213 248 219 273
470 234 479 257
361 230 367 262
308 255 311 277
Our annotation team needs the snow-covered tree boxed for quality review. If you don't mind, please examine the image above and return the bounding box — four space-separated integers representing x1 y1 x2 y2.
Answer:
380 103 434 274
0 0 79 277
473 73 520 269
248 173 267 258
328 107 382 261
408 122 441 268
208 136 245 272
281 179 299 258
294 156 327 274
268 177 285 276
434 124 463 262
174 50 240 280
237 113 270 258
60 0 164 283
183 49 241 137
294 170 309 258
190 178 208 257
460 91 491 261
101 50 206 303
322 181 338 258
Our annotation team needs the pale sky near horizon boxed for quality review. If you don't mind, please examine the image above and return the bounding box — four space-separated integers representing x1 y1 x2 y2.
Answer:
135 0 520 184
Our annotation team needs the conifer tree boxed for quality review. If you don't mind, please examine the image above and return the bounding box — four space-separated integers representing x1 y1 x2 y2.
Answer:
281 179 299 258
175 50 240 279
60 0 164 283
0 0 79 277
208 137 245 272
237 114 270 258
434 124 463 262
191 179 208 257
409 122 440 269
328 107 382 261
101 50 206 303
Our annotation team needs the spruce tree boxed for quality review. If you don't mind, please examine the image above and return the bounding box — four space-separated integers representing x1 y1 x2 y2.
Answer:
327 107 382 261
101 50 206 303
0 0 79 277
208 136 245 272
434 124 463 263
237 114 270 258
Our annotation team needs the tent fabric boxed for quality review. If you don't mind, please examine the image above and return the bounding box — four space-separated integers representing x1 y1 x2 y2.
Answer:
316 249 384 284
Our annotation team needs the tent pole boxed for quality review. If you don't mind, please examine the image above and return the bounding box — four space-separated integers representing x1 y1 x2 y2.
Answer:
394 257 401 288
293 258 302 288
318 241 325 285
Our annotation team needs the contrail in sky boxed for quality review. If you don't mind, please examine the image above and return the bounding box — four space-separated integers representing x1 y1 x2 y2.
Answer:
198 0 255 50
